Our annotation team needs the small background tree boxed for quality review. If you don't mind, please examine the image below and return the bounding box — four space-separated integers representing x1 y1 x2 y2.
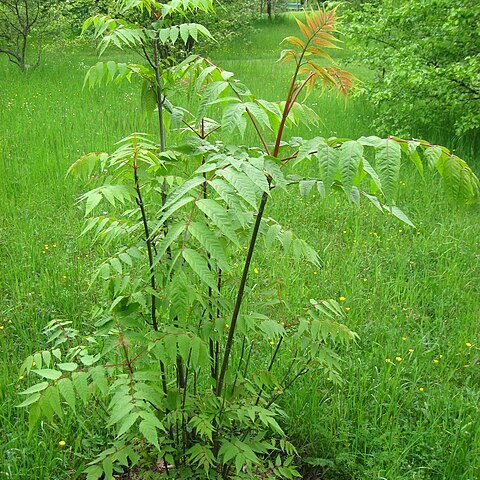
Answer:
0 0 51 70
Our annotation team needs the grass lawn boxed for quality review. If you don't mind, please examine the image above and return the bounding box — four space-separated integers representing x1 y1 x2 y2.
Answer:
1 13 479 480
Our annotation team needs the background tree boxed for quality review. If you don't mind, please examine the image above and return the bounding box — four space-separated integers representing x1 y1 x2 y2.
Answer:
0 0 50 70
345 0 480 139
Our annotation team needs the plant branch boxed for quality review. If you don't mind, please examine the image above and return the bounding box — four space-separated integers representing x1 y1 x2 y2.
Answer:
215 190 269 396
132 139 158 331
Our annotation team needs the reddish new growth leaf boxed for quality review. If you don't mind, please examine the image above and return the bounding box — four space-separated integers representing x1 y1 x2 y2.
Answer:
323 66 356 99
282 8 356 100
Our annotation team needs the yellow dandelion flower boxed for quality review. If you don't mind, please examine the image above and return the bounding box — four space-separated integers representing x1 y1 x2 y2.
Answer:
398 229 403 233
225 324 229 329
402 336 407 341
53 244 57 248
363 278 367 282
18 375 24 381
433 359 439 364
0 325 4 330
345 307 351 311
419 387 424 392
269 340 275 346
342 230 347 234
385 358 391 363
439 354 443 358
253 267 259 274
32 362 36 367
313 271 318 275
58 440 66 447
465 342 472 347
395 356 402 362
280 321 286 327
339 296 346 302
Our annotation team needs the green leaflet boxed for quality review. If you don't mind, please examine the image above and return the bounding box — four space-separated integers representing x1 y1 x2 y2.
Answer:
404 140 425 181
316 144 339 190
180 23 191 43
153 222 185 266
423 145 443 170
19 382 49 396
221 102 247 136
108 397 135 428
57 362 78 372
31 369 62 381
117 412 140 437
102 457 113 480
288 102 319 127
293 137 324 167
264 159 287 190
141 80 157 118
357 135 383 148
139 419 160 450
195 198 241 246
182 248 219 291
188 221 230 272
219 167 259 209
67 152 107 179
197 81 229 119
157 195 195 229
98 27 146 56
244 101 272 131
362 158 383 193
72 371 89 405
162 176 205 211
84 193 102 217
208 178 251 225
17 393 41 409
442 154 479 202
299 180 316 198
57 378 76 412
242 160 270 194
388 205 415 227
90 365 108 395
374 138 402 202
361 191 383 212
338 140 363 193
169 281 195 321
43 385 63 420
189 414 214 441
264 223 282 248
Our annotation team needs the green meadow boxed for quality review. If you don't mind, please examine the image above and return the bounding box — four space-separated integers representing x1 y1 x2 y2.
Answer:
1 15 479 479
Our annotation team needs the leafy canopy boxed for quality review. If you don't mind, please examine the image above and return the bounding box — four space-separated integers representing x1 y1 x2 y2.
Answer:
345 0 480 137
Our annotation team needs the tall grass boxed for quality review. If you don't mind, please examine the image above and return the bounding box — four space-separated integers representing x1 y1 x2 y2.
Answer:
1 14 479 479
